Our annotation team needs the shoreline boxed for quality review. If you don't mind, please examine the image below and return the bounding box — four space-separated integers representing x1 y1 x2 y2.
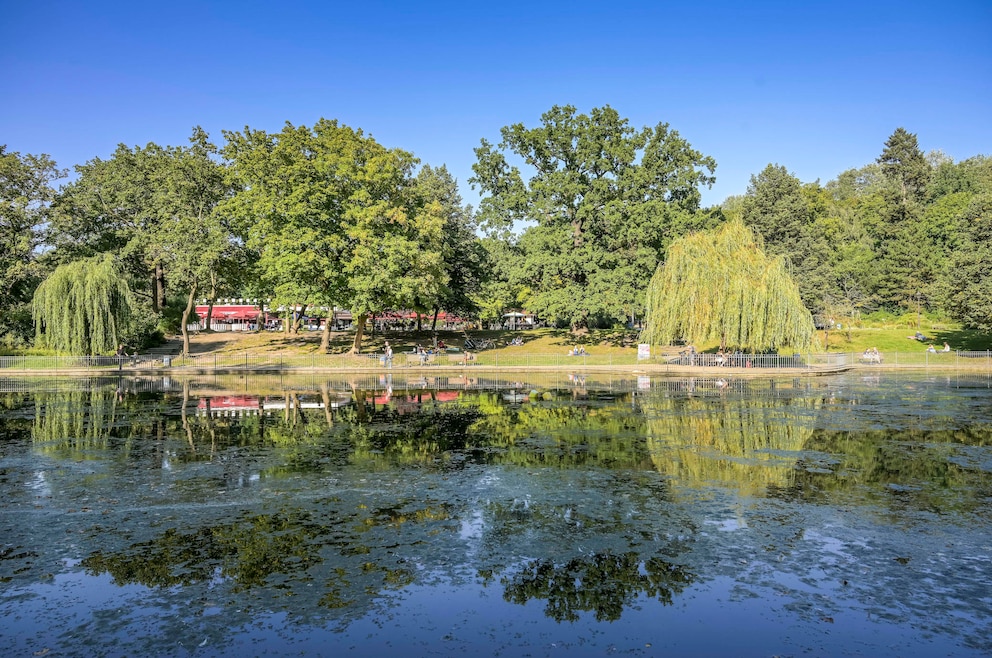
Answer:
6 362 992 377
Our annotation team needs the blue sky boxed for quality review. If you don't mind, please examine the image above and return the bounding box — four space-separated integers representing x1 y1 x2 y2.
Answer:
3 0 990 207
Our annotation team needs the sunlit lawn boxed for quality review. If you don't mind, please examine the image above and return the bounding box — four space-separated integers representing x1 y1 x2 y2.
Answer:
188 324 992 358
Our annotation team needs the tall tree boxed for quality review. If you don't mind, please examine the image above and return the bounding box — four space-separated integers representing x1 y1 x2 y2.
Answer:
222 119 443 353
740 164 832 311
412 165 485 326
872 129 933 309
51 142 165 310
471 105 716 330
877 127 931 208
0 146 63 343
941 194 992 331
153 129 229 355
642 220 815 352
48 129 230 350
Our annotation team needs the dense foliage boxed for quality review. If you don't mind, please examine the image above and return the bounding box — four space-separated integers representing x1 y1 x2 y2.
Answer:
642 220 815 351
4 115 990 354
471 105 717 330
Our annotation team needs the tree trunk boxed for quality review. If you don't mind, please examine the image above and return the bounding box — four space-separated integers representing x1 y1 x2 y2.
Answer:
320 308 333 352
416 312 423 333
155 261 167 311
351 313 368 354
205 273 217 332
292 304 308 334
431 307 439 332
180 283 197 356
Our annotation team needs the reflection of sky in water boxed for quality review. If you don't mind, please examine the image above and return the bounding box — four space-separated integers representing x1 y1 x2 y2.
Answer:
0 372 990 656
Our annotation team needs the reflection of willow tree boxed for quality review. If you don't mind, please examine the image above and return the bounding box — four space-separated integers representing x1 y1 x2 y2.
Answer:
644 389 820 496
502 552 694 622
82 502 454 611
454 393 653 469
30 387 168 456
793 427 992 513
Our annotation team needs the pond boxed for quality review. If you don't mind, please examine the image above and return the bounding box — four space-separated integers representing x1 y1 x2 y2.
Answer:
1 372 990 657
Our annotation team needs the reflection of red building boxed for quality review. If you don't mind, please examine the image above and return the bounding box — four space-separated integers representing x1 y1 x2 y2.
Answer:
197 396 260 415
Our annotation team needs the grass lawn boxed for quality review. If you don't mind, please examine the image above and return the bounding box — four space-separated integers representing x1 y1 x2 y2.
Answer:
183 327 642 357
7 322 989 359
183 323 992 358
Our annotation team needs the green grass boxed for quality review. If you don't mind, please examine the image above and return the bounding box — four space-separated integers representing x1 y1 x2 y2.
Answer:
5 321 990 360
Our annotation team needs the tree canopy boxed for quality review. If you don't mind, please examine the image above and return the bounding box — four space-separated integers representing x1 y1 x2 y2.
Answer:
642 220 815 351
471 104 716 330
0 145 63 344
221 119 451 353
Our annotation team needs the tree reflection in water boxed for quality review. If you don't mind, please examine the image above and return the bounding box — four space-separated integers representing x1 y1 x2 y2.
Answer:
502 552 694 622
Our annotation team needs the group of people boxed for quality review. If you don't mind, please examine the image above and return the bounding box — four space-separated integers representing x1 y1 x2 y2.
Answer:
926 342 952 354
861 347 883 363
568 346 588 356
383 339 472 367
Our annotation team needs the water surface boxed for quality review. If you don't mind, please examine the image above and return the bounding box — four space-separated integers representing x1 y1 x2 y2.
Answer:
1 372 990 656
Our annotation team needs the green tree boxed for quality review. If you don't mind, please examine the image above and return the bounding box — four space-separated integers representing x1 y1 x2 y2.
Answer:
0 146 64 344
473 236 527 328
412 165 485 328
740 164 832 311
642 220 815 351
222 119 445 353
154 130 229 354
51 142 166 310
32 255 134 354
471 105 716 330
871 129 933 309
877 127 931 208
48 129 230 351
941 194 992 331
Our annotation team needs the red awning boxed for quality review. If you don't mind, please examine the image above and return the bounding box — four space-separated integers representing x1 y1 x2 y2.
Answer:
196 305 260 321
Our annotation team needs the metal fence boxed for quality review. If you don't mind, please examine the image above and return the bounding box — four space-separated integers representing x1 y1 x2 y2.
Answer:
1 351 990 372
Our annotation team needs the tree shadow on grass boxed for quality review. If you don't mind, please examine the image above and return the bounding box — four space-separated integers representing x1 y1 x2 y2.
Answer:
931 329 992 351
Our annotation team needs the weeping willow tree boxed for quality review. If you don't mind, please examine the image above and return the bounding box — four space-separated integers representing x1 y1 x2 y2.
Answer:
32 255 134 354
643 220 815 351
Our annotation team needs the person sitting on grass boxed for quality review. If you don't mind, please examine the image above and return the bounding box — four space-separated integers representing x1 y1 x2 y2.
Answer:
942 342 951 352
